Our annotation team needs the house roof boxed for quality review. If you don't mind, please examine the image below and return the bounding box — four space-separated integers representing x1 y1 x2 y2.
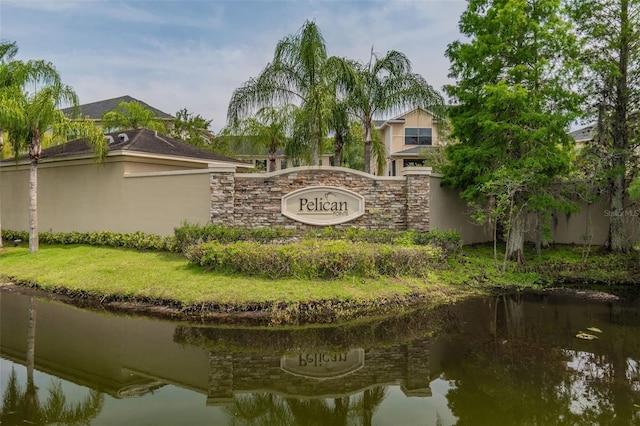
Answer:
375 107 444 130
569 125 594 142
61 95 173 120
390 145 441 157
36 128 249 166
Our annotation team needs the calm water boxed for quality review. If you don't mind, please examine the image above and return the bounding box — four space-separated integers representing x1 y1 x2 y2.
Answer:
1 289 639 425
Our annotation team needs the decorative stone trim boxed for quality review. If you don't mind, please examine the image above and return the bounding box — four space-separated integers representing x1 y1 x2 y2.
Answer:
210 167 432 232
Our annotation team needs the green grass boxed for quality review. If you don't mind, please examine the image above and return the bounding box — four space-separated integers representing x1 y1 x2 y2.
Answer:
0 244 464 308
1 243 637 321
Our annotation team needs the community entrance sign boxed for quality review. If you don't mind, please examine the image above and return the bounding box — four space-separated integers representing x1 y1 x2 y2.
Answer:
280 349 365 379
281 186 365 225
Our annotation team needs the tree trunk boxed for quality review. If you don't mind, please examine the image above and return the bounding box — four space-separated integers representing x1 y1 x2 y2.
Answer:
268 149 277 173
363 122 372 174
362 389 372 426
505 212 526 265
28 132 40 253
311 125 319 166
609 0 632 253
29 159 38 252
0 128 4 250
27 297 37 386
609 173 628 252
333 133 343 168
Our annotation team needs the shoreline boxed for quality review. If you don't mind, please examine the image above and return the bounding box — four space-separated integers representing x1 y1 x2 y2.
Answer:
0 278 628 326
1 243 638 325
0 280 474 325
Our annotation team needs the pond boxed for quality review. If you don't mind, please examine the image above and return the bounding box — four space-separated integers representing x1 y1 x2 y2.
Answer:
1 288 639 425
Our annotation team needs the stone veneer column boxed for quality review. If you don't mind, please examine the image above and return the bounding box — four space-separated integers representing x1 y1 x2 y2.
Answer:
404 167 432 232
207 353 235 406
401 338 432 397
209 167 236 226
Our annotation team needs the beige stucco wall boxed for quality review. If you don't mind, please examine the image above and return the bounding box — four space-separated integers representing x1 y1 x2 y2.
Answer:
547 198 640 246
429 175 491 245
1 156 212 236
4 157 637 245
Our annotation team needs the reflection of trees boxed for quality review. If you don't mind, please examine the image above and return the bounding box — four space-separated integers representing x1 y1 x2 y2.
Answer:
0 296 105 424
223 387 387 425
224 393 294 425
444 339 578 425
0 368 104 425
444 294 640 426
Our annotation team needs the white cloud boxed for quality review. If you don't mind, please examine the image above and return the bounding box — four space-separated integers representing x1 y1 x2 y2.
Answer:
2 0 467 132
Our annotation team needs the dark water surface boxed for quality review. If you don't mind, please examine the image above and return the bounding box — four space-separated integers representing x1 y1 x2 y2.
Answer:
1 288 639 425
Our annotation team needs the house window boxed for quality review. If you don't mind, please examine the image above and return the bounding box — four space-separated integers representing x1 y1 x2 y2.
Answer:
403 159 427 168
255 159 267 170
281 159 288 170
405 128 432 145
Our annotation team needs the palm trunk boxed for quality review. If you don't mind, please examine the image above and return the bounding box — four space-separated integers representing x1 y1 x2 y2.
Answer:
363 121 372 174
29 160 39 252
0 128 4 250
311 130 319 166
268 148 277 172
333 133 343 167
29 132 40 253
27 297 37 386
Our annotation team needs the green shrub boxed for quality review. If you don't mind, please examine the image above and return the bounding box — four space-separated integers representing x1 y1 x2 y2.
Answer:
2 229 177 252
175 223 462 254
187 240 444 280
174 222 297 252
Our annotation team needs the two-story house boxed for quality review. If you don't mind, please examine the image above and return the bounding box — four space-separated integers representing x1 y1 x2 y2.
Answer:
375 108 446 176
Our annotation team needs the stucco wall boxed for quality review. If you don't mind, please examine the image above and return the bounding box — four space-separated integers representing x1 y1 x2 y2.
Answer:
3 159 637 245
1 156 212 236
429 175 490 245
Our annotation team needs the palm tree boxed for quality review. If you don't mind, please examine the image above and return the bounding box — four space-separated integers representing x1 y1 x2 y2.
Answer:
0 40 65 251
4 58 106 252
230 105 297 172
346 48 445 174
227 20 352 166
101 100 167 132
1 368 104 424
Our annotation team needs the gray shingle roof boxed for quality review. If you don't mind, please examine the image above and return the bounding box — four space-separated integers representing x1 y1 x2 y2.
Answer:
569 125 594 142
391 145 440 156
61 95 173 120
39 128 249 165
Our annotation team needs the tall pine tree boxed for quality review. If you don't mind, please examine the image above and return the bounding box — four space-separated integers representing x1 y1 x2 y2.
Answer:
569 0 640 252
443 0 582 265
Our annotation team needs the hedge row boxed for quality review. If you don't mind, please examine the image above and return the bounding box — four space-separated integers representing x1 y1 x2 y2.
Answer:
186 240 445 280
174 222 462 254
1 230 178 252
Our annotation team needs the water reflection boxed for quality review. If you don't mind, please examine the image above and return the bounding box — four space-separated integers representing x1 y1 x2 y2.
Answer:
1 288 639 425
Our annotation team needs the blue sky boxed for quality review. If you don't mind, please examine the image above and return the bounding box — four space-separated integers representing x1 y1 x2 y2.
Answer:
1 0 467 131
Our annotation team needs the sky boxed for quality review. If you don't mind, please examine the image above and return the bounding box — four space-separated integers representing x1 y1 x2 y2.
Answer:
1 0 467 132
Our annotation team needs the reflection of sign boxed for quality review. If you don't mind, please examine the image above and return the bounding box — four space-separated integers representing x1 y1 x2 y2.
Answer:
280 349 365 379
281 186 365 225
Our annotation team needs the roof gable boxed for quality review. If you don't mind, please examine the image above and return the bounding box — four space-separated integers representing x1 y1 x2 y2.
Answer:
61 95 173 120
38 128 249 166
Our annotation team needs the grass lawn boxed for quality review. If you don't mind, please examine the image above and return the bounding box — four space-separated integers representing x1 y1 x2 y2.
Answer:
1 243 637 323
0 244 470 308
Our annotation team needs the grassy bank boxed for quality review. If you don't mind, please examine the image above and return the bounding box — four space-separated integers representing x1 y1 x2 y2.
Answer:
1 241 638 324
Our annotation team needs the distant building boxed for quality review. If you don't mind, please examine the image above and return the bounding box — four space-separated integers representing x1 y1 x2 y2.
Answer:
375 108 447 176
61 95 174 131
